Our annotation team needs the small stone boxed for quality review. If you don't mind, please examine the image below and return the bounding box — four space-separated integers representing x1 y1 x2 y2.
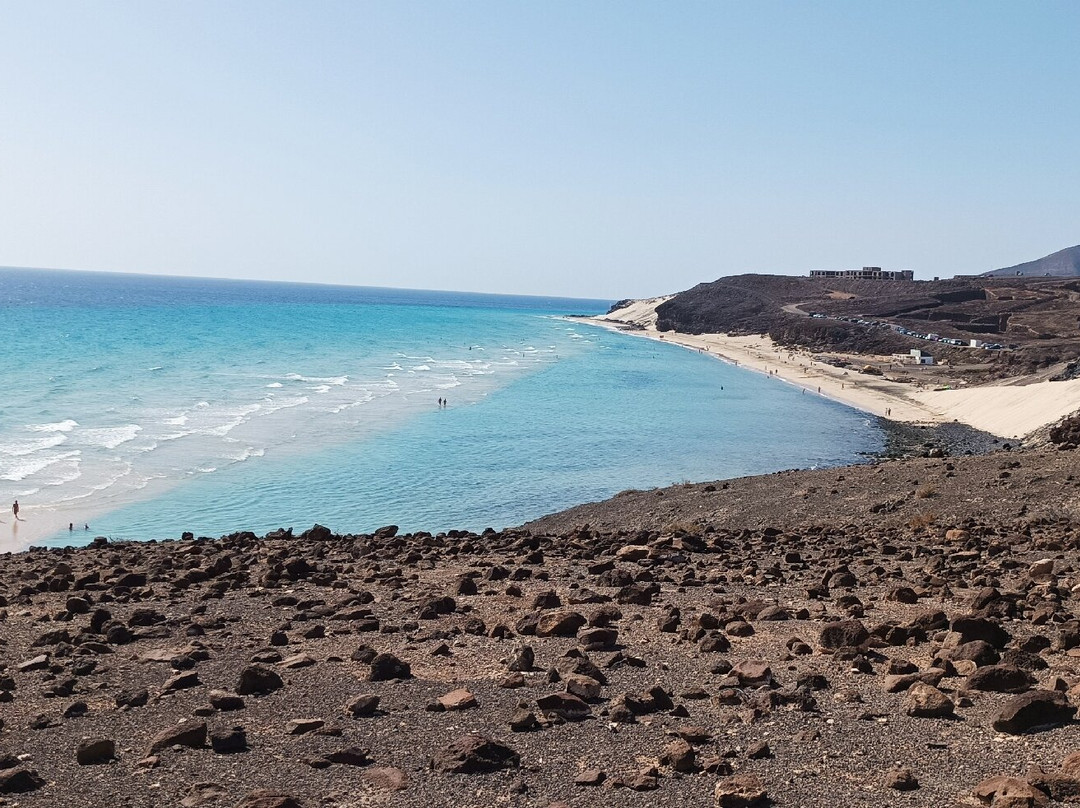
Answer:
536 610 587 637
992 690 1076 734
148 720 207 754
536 692 591 722
0 768 46 794
209 690 246 711
431 734 520 773
746 741 771 759
77 738 115 765
236 665 283 696
575 768 606 786
509 707 539 732
345 694 380 717
368 653 411 681
886 767 919 791
210 726 247 754
564 674 602 701
732 660 773 688
819 620 869 650
660 738 697 772
903 683 954 718
235 792 305 808
972 776 1048 807
325 746 371 766
438 689 477 711
506 644 535 672
286 719 324 735
279 653 316 669
714 773 767 807
162 671 201 693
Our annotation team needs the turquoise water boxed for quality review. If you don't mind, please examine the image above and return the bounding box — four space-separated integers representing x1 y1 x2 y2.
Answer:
0 268 883 548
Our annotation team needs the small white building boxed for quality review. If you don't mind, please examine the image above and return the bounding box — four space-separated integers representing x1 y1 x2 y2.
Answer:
891 349 935 365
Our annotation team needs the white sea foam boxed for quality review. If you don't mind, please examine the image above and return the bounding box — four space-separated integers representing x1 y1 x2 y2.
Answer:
309 384 332 394
411 365 431 371
28 419 78 433
261 396 309 414
164 415 189 426
40 457 83 487
266 382 283 388
0 450 82 482
285 373 347 385
77 424 142 449
0 434 69 456
231 447 265 462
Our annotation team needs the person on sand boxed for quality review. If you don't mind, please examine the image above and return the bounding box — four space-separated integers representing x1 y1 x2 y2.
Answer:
12 500 18 520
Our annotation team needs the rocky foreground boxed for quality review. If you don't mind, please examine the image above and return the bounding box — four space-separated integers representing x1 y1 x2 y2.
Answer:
1 447 1080 807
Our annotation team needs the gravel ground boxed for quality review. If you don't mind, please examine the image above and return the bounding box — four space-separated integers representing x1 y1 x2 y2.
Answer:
0 446 1078 807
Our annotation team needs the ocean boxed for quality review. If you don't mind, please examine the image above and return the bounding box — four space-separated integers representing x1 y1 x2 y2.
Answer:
0 268 884 550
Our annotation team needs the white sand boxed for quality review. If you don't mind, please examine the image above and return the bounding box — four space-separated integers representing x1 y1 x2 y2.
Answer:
587 299 1080 439
913 381 1080 440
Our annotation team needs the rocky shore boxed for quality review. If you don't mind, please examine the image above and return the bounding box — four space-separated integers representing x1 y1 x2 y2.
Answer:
1 444 1079 807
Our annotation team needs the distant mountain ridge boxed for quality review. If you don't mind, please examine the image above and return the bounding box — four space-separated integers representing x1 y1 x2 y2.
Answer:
982 244 1080 277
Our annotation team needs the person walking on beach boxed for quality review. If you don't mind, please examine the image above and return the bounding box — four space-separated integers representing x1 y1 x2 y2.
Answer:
12 500 19 520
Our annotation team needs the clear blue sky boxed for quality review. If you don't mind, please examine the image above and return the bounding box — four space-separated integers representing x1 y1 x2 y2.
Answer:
1 2 1077 298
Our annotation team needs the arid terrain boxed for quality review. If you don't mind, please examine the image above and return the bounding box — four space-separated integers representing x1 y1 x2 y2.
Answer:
0 423 1078 807
649 274 1080 385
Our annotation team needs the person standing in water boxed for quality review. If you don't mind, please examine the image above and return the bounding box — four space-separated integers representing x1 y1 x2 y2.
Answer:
12 500 19 520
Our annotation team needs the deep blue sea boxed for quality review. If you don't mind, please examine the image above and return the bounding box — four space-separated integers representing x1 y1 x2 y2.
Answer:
0 268 884 550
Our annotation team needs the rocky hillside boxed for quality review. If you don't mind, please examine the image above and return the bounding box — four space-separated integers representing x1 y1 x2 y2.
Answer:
649 273 1080 379
0 444 1079 806
983 245 1080 278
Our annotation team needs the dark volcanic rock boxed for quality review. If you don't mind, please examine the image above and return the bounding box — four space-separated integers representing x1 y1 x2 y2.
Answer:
148 720 207 754
819 619 869 650
76 737 116 764
431 734 520 773
345 694 380 717
714 773 767 807
237 665 284 696
992 690 1076 734
951 615 1010 649
903 683 954 718
0 767 46 794
368 653 411 681
236 792 305 808
535 610 587 637
963 665 1033 694
536 692 591 722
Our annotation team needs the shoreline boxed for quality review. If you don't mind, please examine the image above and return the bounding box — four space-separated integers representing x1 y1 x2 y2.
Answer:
577 314 947 422
578 303 1080 440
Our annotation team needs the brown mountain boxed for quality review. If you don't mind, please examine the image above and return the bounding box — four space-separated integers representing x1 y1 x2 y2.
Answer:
982 244 1080 277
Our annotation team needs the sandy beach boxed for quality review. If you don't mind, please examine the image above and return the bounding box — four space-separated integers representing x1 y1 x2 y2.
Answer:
585 299 1080 439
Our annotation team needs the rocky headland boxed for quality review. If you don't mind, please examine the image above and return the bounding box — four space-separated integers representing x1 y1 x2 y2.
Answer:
0 435 1079 807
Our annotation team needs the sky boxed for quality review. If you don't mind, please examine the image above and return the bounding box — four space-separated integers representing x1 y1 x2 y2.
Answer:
1 2 1078 299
